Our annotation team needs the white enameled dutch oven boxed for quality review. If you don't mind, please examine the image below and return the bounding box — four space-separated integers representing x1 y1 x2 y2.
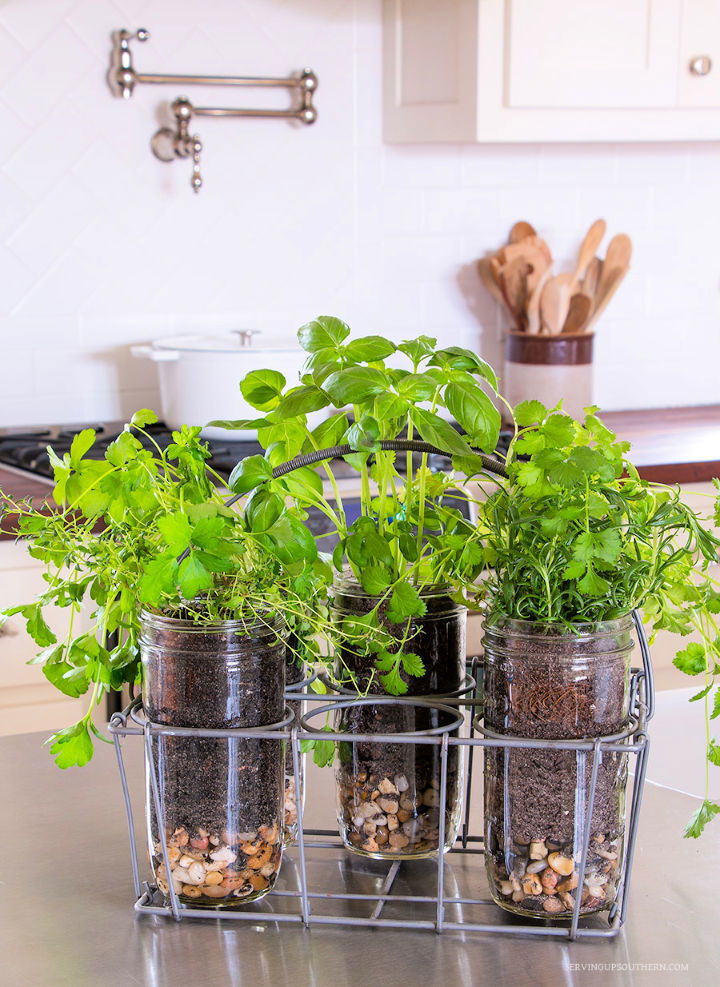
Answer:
131 330 311 439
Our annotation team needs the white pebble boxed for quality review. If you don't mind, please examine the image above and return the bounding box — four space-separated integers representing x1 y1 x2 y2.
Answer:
394 774 409 793
209 846 237 863
186 862 206 885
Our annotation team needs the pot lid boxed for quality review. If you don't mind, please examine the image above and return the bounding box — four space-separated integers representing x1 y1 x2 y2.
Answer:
150 330 302 354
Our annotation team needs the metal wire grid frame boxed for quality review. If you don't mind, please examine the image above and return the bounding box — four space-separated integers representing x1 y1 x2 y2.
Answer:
108 612 653 941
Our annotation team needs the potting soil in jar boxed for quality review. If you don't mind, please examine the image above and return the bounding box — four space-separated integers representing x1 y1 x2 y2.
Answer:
333 580 466 859
482 616 633 919
141 611 286 908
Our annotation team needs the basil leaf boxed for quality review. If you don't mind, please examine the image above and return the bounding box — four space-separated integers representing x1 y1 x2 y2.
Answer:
229 454 273 495
444 380 501 452
298 316 351 352
410 408 473 457
430 347 498 391
240 369 286 411
324 367 388 406
275 385 328 419
344 335 396 363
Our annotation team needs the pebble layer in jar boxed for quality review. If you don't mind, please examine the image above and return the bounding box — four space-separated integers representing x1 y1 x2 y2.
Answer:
489 832 621 917
284 774 299 845
153 820 282 906
339 770 451 856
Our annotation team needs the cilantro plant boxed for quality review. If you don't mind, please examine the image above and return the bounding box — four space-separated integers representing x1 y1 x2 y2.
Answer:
210 316 502 694
0 411 331 769
468 399 720 836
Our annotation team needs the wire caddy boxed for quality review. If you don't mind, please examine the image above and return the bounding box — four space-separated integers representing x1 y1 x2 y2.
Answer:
108 442 654 941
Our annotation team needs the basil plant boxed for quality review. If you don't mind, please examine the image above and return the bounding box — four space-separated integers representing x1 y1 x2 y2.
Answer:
210 316 503 694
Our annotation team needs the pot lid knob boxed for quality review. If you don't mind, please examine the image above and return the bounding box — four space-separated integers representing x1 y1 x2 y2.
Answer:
232 329 260 348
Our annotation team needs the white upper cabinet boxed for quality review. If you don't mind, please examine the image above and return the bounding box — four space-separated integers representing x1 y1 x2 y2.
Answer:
383 0 720 141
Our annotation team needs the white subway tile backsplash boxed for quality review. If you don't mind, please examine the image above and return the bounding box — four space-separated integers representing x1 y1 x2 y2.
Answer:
0 0 716 426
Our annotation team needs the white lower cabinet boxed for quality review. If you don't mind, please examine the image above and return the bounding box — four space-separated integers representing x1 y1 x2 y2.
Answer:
0 540 88 736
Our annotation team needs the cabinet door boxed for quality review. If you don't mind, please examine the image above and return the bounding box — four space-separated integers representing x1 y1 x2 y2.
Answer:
506 0 682 109
0 541 88 735
678 0 720 105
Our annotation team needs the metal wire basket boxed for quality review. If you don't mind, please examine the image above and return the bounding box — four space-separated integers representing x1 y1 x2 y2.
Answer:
108 443 653 940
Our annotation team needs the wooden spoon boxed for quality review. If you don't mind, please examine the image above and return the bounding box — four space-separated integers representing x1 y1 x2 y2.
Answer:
540 273 573 335
526 266 552 335
571 218 606 291
499 257 533 328
597 234 632 300
509 220 537 244
582 256 603 300
562 292 593 334
583 267 627 333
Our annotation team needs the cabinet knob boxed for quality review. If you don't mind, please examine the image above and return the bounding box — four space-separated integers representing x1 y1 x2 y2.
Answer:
689 55 712 76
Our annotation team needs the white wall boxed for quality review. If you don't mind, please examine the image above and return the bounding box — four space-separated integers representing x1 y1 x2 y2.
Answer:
0 0 717 427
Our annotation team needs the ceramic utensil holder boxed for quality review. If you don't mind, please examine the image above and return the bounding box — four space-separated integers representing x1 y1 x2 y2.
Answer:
504 333 594 421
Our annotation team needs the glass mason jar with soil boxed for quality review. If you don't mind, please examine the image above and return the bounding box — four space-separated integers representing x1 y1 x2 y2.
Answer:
141 610 286 908
482 616 633 919
333 579 466 859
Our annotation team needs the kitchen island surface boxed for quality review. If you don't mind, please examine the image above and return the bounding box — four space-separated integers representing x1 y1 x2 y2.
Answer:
1 730 716 987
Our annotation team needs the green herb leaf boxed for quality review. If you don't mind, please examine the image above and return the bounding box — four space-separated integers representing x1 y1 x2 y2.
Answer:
401 652 425 677
47 721 94 769
130 409 159 428
298 316 351 352
23 605 57 647
397 336 437 365
708 740 720 766
684 800 720 838
514 400 547 426
228 454 273 495
673 643 707 676
206 417 273 431
387 582 426 623
177 554 212 599
444 380 500 452
157 512 192 554
711 688 720 720
430 347 498 391
69 428 96 466
241 369 287 411
379 665 408 695
360 564 392 595
43 657 91 698
411 409 473 457
324 366 388 406
275 385 328 419
344 335 396 362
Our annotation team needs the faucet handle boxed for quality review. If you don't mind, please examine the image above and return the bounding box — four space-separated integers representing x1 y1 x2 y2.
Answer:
109 28 150 99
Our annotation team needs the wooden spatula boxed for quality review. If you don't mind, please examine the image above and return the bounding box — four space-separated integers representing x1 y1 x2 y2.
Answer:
526 266 552 335
562 292 593 334
540 273 573 334
584 267 627 333
509 220 537 243
571 219 606 291
499 257 533 328
597 234 632 300
582 256 603 300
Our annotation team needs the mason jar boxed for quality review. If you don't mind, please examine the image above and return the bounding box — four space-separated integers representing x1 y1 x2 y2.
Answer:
332 579 467 859
481 615 633 919
141 610 286 908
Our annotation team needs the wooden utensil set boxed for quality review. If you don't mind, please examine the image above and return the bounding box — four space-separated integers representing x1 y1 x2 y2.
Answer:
478 220 631 336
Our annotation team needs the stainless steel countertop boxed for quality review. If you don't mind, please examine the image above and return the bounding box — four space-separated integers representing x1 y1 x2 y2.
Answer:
1 730 717 987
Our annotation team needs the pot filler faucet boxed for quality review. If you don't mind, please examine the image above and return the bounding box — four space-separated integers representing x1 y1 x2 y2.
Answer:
108 28 318 193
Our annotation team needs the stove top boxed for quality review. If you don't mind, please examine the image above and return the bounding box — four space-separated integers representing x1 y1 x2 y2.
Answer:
0 422 512 485
0 423 263 485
